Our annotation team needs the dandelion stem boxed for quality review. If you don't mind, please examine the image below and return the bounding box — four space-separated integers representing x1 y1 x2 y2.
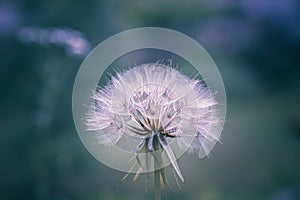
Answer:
154 168 161 200
153 134 161 200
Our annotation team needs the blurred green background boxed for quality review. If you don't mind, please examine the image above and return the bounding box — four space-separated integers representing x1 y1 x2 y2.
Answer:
1 0 300 199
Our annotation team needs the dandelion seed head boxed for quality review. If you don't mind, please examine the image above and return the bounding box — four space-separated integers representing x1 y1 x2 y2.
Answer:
85 63 221 156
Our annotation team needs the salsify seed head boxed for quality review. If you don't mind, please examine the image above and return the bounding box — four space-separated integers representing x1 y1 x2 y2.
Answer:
85 63 221 156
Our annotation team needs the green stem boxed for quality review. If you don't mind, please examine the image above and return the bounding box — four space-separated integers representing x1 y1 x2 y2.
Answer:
153 133 161 200
154 168 161 200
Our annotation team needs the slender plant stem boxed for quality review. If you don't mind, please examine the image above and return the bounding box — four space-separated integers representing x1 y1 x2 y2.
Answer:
153 133 161 200
154 168 161 200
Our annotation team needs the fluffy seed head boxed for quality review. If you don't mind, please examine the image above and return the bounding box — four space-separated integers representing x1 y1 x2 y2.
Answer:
85 63 221 156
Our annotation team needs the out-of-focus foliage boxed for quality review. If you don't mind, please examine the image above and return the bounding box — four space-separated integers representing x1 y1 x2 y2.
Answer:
0 0 300 199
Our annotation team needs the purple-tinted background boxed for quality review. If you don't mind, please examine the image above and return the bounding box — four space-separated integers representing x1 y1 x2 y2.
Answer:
0 0 300 199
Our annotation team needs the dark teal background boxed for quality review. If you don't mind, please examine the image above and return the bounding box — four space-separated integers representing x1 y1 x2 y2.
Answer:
1 0 300 199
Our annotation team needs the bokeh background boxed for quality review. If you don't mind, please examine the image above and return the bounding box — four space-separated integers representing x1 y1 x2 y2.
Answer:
1 0 300 199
